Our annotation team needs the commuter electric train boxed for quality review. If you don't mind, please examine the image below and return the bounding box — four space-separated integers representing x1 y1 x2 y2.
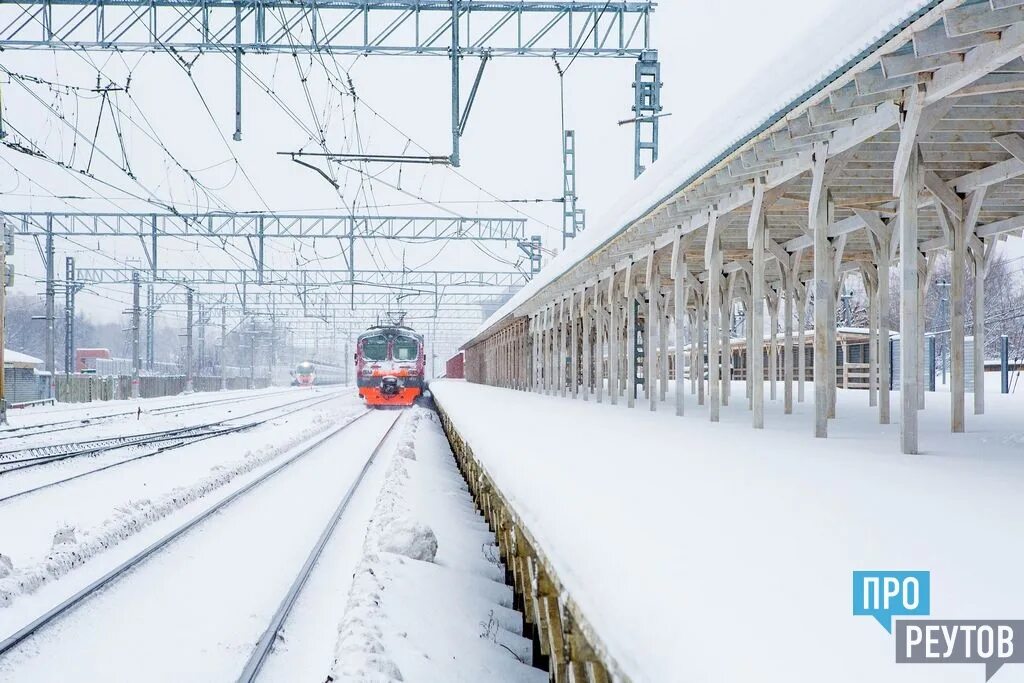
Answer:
293 361 316 387
355 324 425 407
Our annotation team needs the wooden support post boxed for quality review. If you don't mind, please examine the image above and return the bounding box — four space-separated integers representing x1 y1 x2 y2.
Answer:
659 297 668 402
798 284 807 403
570 291 579 399
810 141 830 439
744 280 753 408
673 238 688 417
721 276 733 407
878 236 892 424
707 222 722 422
559 299 567 398
594 283 603 403
950 207 966 432
626 264 637 409
973 247 986 415
768 291 778 401
582 288 591 402
866 273 878 408
827 198 838 420
899 147 921 454
696 303 706 406
608 275 618 405
783 270 795 415
648 274 660 412
751 219 765 428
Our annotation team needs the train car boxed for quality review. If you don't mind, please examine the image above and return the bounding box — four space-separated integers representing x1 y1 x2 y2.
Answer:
292 361 316 387
355 325 425 407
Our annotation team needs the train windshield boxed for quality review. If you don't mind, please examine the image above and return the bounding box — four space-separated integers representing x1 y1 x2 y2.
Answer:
393 336 419 361
296 362 314 374
361 335 388 361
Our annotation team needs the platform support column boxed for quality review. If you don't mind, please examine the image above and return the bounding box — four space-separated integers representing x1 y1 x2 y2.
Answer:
673 237 688 416
899 146 921 454
569 291 578 399
950 204 966 433
810 141 830 438
972 246 987 415
582 288 591 401
878 232 892 424
720 276 732 407
768 290 778 402
751 217 765 428
865 270 878 408
797 283 807 403
648 273 659 412
783 268 795 415
707 216 722 422
594 283 603 403
626 263 637 409
696 297 706 406
608 275 619 405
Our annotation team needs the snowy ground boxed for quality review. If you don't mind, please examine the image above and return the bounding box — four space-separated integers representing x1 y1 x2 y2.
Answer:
328 407 543 683
430 379 1024 683
0 404 396 681
0 387 362 618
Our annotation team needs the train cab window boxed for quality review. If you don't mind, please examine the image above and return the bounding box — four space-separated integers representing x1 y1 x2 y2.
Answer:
393 336 419 361
362 335 388 361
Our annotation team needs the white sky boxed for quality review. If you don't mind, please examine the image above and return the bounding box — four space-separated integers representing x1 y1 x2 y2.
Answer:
1 0 1017 359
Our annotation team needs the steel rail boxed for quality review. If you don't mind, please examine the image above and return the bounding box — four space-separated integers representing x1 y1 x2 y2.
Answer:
0 390 347 503
0 388 343 468
0 387 307 441
237 410 403 682
0 408 376 656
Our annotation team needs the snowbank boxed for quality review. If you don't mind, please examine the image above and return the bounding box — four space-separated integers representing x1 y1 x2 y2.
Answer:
430 379 1024 682
0 406 353 610
328 408 543 683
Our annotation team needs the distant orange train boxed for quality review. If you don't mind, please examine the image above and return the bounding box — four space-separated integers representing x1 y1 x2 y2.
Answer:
354 325 425 407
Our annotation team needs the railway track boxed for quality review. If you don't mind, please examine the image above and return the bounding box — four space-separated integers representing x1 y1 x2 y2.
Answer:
0 409 401 680
0 387 315 443
0 389 347 503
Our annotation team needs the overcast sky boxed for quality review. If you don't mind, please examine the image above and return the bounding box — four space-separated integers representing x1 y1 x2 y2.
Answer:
1 1 1015 360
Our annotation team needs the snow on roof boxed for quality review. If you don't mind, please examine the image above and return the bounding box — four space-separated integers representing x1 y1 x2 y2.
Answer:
4 349 43 366
463 0 937 348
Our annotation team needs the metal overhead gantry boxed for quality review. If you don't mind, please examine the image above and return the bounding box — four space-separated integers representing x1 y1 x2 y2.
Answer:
75 267 529 288
0 0 659 167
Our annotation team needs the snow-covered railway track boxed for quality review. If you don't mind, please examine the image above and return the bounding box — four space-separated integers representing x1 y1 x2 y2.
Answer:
0 387 311 442
0 409 399 680
0 389 345 503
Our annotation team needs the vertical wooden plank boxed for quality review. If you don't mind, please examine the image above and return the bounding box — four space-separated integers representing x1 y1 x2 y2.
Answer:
810 141 830 439
570 290 578 399
866 273 878 407
622 264 630 409
974 248 986 415
768 291 778 401
594 283 603 403
878 232 892 423
707 227 722 422
798 284 807 403
783 269 795 415
649 273 659 412
674 242 687 417
582 287 591 402
608 274 618 405
899 147 920 454
751 218 765 428
696 300 706 406
721 276 733 407
950 207 966 432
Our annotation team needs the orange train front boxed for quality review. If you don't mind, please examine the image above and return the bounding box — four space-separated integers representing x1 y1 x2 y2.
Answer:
354 325 425 407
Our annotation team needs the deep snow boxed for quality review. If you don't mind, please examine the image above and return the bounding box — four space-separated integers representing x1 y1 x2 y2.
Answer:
328 407 543 683
430 379 1024 683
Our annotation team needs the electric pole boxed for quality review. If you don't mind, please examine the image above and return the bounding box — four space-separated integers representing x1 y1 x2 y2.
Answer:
0 222 13 423
131 271 141 398
220 308 227 391
44 215 55 395
198 301 206 376
248 317 256 390
185 288 194 393
64 256 80 375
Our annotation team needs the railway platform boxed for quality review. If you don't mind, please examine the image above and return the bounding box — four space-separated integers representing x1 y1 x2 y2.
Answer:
430 379 1024 682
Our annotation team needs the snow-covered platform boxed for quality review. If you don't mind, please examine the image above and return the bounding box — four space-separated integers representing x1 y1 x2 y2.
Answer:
430 379 1024 682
